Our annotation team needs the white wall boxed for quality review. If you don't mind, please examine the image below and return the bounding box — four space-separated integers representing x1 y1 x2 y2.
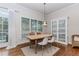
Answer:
0 3 43 48
46 4 79 44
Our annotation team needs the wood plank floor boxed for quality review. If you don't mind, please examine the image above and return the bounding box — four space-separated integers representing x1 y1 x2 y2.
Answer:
1 42 79 56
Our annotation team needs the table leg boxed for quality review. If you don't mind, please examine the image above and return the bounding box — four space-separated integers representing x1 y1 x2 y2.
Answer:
30 40 32 48
35 40 37 54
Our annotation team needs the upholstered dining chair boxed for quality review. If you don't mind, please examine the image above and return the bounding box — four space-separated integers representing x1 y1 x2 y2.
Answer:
72 35 79 47
37 32 42 35
28 32 35 35
38 37 48 55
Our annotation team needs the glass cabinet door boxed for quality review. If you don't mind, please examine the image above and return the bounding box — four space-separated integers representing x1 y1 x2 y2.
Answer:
37 21 43 32
31 20 37 32
21 17 30 39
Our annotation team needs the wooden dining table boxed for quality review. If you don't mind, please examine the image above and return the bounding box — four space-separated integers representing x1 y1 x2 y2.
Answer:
27 33 52 54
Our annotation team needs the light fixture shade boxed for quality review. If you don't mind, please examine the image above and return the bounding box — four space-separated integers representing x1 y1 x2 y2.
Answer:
43 21 47 26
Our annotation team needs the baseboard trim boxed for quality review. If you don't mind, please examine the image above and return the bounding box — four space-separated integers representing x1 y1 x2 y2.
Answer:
6 42 30 50
6 45 16 49
55 40 68 45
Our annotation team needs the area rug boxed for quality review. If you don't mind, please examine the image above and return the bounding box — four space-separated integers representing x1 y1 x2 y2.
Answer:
21 46 60 56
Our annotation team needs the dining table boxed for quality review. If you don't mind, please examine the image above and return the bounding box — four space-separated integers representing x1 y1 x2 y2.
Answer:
27 33 52 54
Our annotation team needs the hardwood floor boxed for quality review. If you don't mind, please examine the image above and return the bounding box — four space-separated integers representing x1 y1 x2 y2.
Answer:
1 42 79 56
9 43 29 56
54 43 79 56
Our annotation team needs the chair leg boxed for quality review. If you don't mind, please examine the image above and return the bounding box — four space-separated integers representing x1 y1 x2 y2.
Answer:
50 43 53 52
30 41 32 48
46 44 49 53
42 45 43 56
51 43 52 47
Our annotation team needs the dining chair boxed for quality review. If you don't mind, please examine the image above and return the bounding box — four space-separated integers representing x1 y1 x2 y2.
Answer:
72 35 79 47
48 36 55 47
28 32 35 35
38 37 48 55
37 32 42 35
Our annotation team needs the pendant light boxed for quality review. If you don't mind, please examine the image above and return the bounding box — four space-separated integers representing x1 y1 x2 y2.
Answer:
43 3 47 26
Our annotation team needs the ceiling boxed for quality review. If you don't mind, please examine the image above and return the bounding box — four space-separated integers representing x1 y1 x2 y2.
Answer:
19 3 73 14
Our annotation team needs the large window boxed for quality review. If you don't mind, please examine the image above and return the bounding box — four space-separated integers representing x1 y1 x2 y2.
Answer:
21 17 43 39
0 8 8 43
21 17 30 39
51 17 68 44
31 19 37 32
31 20 43 32
37 21 43 32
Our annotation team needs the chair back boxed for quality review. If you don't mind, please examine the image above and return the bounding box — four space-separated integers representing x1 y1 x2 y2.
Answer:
42 37 48 44
37 32 41 35
29 32 35 35
51 37 55 42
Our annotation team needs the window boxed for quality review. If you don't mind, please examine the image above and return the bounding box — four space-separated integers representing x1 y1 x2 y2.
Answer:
21 17 43 40
37 21 43 32
0 8 8 43
21 17 30 39
31 19 37 32
51 17 68 44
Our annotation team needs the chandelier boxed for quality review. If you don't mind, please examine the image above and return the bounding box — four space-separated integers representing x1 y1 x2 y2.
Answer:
43 3 47 26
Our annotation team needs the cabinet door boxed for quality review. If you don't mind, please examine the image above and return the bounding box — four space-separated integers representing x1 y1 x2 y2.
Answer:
21 17 30 39
31 20 37 32
37 21 43 32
